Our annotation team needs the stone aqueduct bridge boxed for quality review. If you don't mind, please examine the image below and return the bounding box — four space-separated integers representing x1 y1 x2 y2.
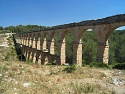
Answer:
13 14 125 66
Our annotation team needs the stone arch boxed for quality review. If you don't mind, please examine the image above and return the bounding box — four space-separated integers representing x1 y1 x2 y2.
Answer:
27 33 29 47
29 48 33 61
105 23 125 40
60 29 69 40
16 34 19 43
22 34 24 45
31 33 36 48
93 23 125 64
40 53 49 65
20 34 22 44
23 46 26 57
36 51 42 65
93 25 110 64
24 46 28 59
26 47 31 60
72 27 96 66
58 29 70 65
35 50 40 63
24 34 27 45
48 31 57 54
23 34 25 45
21 34 24 45
74 27 88 42
25 34 28 46
41 32 49 51
32 49 37 63
28 33 32 47
35 32 41 50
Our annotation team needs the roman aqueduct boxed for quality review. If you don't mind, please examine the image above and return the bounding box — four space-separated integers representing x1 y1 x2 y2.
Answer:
13 14 125 66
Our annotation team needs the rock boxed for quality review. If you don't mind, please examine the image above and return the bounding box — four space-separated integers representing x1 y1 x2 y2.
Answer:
112 78 124 85
64 63 69 66
23 82 31 87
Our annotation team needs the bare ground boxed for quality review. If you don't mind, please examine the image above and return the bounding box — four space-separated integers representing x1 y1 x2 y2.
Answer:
0 61 125 94
0 34 9 47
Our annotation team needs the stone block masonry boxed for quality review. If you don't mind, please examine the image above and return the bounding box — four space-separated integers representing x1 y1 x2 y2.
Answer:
13 14 125 66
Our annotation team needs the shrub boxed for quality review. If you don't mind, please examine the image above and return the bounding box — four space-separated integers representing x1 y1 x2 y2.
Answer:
26 60 32 64
112 63 125 70
63 64 77 73
89 62 109 68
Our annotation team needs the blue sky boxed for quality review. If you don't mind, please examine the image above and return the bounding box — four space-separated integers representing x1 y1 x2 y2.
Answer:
0 0 125 29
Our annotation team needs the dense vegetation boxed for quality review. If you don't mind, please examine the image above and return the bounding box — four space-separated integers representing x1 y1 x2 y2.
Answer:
65 30 125 65
0 25 47 33
0 25 125 66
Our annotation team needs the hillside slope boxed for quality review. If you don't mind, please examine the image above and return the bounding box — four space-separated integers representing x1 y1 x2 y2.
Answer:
0 61 125 94
0 33 125 94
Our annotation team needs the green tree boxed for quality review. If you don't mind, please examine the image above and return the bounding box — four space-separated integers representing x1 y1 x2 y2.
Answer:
0 26 3 30
65 32 73 64
109 30 125 63
82 31 97 64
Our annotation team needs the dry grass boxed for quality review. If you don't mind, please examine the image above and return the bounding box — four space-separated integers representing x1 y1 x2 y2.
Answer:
0 35 5 43
0 34 125 94
0 61 125 94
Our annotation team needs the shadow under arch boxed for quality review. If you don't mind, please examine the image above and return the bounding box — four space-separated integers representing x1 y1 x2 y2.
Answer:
12 35 26 61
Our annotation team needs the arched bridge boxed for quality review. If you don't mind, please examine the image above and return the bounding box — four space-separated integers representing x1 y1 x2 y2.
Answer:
13 14 125 66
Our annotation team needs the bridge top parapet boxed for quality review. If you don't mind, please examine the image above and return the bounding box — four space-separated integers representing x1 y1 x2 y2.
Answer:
18 14 125 34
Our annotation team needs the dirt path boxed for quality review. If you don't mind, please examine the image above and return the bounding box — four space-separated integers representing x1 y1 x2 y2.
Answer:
0 34 9 47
